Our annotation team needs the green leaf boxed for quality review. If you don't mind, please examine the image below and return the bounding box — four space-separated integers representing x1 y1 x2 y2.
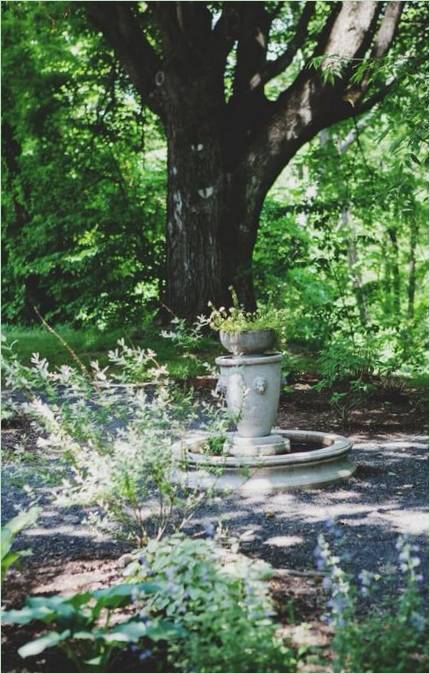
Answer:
4 508 41 537
73 630 98 641
1 529 13 560
1 551 20 577
146 621 186 641
93 582 159 610
103 620 149 643
2 605 56 626
27 597 77 624
84 655 103 666
18 629 71 658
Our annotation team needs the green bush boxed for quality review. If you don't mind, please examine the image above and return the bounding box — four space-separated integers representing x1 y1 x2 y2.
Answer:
315 528 428 673
3 337 229 545
124 533 296 673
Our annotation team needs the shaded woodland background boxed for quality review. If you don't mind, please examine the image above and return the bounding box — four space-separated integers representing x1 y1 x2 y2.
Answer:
2 1 428 384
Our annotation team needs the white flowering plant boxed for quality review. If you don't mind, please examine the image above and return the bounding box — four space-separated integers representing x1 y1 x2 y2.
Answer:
207 287 285 336
2 337 230 545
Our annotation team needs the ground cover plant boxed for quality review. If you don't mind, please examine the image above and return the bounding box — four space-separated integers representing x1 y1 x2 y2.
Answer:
2 522 428 672
315 524 428 673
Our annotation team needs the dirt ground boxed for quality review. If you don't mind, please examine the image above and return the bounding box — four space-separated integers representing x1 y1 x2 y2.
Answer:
1 379 428 673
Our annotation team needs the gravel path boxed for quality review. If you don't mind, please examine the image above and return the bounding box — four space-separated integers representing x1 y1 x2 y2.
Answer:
2 430 428 604
194 435 429 591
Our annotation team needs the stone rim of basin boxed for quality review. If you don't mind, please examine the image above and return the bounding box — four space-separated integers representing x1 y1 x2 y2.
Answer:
175 430 352 468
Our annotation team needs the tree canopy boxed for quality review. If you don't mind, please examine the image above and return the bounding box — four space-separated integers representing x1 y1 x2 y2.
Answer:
2 1 428 355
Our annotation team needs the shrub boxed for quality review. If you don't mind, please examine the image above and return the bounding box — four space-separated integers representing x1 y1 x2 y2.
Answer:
124 533 297 673
3 337 231 545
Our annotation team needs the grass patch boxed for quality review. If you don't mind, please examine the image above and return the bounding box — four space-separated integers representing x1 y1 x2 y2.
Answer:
2 324 220 382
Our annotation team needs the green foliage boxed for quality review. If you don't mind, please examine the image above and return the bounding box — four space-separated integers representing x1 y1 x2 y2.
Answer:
2 323 219 381
1 507 41 582
203 434 227 456
124 533 296 673
312 327 427 423
2 582 180 672
2 2 165 327
2 1 428 397
254 65 428 376
333 603 428 673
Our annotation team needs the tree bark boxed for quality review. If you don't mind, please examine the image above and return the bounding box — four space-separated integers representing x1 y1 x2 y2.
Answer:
388 227 401 317
164 122 262 315
407 219 418 319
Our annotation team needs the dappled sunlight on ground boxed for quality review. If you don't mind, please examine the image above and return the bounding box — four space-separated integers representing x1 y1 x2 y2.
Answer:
264 535 304 548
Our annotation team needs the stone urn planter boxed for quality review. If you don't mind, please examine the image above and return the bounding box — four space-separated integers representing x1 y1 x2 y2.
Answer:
216 328 289 456
220 328 276 355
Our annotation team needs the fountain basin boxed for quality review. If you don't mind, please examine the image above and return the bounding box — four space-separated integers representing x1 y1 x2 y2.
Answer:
174 429 355 494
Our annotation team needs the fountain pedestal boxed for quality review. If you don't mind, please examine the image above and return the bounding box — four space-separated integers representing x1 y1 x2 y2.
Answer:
216 352 290 456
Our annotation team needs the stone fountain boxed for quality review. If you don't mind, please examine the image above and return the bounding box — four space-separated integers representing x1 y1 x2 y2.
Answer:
175 330 355 494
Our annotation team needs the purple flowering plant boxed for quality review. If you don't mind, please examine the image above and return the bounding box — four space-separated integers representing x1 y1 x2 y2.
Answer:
315 525 428 673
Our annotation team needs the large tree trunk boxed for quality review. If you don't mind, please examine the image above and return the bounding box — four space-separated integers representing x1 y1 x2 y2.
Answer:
164 118 225 318
163 70 263 317
161 61 232 318
164 130 261 316
219 177 262 312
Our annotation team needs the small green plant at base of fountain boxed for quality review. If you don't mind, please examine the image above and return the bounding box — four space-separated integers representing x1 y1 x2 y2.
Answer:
203 435 227 456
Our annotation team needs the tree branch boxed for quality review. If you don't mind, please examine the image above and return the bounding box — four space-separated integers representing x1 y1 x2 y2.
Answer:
321 1 380 62
240 1 403 213
338 114 372 153
152 1 212 51
354 77 399 114
232 2 272 98
86 1 164 117
371 1 404 59
342 1 405 105
212 2 245 60
250 2 316 90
